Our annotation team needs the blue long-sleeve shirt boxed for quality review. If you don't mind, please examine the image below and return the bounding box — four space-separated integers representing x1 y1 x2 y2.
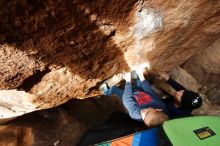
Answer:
122 80 167 121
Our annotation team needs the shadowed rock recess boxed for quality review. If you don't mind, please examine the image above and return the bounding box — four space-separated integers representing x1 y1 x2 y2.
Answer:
0 0 220 145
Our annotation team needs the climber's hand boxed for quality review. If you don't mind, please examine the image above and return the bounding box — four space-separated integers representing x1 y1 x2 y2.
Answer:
136 67 146 81
123 72 131 82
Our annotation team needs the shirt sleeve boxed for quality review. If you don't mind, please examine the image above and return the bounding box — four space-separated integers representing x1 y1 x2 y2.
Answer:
122 82 142 121
166 78 186 91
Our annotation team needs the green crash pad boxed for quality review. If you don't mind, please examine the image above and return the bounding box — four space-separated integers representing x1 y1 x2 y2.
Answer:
163 116 220 146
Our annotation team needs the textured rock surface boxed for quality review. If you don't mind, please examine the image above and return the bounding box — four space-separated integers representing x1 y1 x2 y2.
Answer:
0 0 220 109
0 45 45 90
183 38 220 104
0 96 125 146
0 90 36 123
0 108 87 146
30 67 100 109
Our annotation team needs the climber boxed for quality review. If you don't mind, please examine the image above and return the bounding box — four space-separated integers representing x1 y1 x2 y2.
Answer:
100 69 169 128
156 72 203 118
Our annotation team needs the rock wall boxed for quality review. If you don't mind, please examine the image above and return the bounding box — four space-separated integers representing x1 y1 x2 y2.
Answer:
0 108 87 146
0 96 126 146
0 0 220 109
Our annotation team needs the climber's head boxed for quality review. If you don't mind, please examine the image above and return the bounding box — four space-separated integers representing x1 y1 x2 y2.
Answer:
141 108 169 128
174 90 202 109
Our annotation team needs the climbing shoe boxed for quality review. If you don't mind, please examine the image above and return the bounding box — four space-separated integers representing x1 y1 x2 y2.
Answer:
131 70 138 79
